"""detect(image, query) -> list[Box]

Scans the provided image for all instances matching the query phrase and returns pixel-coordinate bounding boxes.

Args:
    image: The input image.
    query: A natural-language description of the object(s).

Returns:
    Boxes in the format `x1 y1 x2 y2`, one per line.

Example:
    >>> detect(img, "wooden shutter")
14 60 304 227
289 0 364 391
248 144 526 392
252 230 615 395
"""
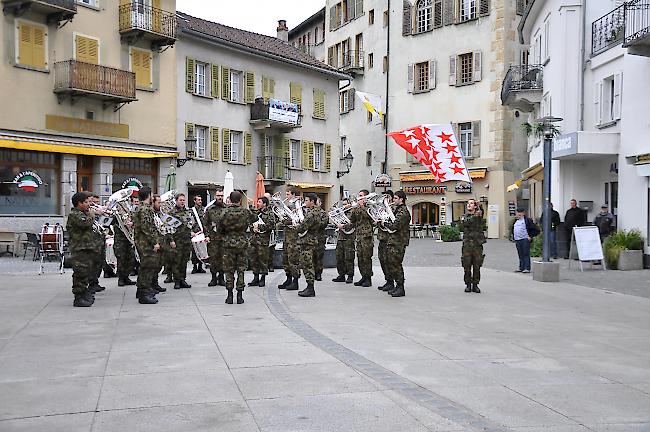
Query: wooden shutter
244 132 252 164
328 46 335 66
301 141 310 169
429 60 437 90
75 35 99 64
262 77 275 102
152 0 162 32
443 0 454 25
245 71 255 103
308 141 314 170
185 57 195 93
473 51 482 82
329 5 337 30
613 73 622 121
132 49 152 88
594 82 602 126
290 82 302 112
471 121 481 158
32 26 46 69
210 64 219 97
402 0 412 36
449 55 457 86
283 138 291 161
210 127 220 161
407 63 414 93
222 129 231 162
184 122 195 143
434 0 443 27
313 89 325 119
221 67 230 100
349 88 355 110
479 0 490 16
18 23 46 69
325 144 332 171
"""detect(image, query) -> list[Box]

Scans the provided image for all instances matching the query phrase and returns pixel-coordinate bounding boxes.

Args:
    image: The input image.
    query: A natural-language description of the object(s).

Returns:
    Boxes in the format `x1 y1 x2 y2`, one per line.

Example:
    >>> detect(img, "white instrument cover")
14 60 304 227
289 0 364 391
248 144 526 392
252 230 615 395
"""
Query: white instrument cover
191 232 209 261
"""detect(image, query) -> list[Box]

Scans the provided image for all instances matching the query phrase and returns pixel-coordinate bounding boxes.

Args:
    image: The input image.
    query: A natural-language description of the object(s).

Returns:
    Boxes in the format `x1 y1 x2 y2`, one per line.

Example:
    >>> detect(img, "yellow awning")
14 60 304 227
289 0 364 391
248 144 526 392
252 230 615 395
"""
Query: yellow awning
400 168 488 182
288 182 334 189
507 162 544 191
0 137 177 159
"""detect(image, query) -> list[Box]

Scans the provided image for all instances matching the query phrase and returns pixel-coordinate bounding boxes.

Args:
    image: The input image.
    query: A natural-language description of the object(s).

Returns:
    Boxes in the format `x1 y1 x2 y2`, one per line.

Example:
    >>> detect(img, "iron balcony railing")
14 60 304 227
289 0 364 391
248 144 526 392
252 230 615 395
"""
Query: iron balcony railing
250 98 302 127
500 64 543 104
54 60 136 101
624 0 650 47
258 156 291 181
340 50 364 70
592 3 626 55
118 2 176 41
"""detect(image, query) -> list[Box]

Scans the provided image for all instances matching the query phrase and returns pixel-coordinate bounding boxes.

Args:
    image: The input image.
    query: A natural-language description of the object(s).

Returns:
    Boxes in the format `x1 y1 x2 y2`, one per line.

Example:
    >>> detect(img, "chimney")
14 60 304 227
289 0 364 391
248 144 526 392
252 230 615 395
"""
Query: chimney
277 20 288 42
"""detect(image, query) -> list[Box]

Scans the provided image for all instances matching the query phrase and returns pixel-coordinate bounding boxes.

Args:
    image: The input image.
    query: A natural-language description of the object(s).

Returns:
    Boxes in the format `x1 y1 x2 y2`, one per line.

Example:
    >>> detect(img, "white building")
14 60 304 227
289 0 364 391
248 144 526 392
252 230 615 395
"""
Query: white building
507 0 650 258
289 8 327 63
175 12 349 208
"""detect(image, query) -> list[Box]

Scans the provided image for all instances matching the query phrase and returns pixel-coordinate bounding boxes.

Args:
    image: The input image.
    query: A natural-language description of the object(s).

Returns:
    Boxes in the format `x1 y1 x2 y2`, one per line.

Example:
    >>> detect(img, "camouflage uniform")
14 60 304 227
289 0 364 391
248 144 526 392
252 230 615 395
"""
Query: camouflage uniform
132 202 162 298
460 212 486 286
203 202 226 276
312 206 330 277
89 219 106 289
66 208 98 297
220 205 254 291
282 220 300 278
335 223 356 278
383 203 411 284
296 206 321 283
376 203 395 282
112 218 135 280
168 205 195 282
191 204 205 267
352 207 375 279
249 207 274 276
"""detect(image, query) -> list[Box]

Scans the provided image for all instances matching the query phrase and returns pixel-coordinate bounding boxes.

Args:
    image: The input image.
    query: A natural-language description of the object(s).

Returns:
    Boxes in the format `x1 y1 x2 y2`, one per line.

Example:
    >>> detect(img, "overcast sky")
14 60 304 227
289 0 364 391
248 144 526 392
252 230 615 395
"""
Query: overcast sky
176 0 325 36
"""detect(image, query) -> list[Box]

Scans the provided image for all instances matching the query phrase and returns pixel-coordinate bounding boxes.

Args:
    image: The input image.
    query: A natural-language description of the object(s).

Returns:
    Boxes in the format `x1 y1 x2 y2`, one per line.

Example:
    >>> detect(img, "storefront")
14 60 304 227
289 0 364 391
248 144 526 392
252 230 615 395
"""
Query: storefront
112 158 159 194
288 182 334 208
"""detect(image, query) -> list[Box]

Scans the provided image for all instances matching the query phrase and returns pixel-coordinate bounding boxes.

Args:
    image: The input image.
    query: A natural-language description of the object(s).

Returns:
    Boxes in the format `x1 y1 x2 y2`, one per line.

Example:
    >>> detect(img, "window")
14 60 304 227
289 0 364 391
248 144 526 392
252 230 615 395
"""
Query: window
533 31 542 64
416 0 433 33
369 9 375 24
458 0 477 22
196 126 207 159
113 158 158 193
368 53 374 68
74 33 99 64
541 92 552 117
290 139 301 168
459 52 473 85
366 151 372 167
230 131 242 163
434 0 443 27
595 73 622 125
340 136 347 157
415 61 430 92
130 48 152 89
195 62 206 96
383 10 389 27
16 21 47 70
77 0 98 7
339 89 354 114
543 17 550 62
458 122 472 157
230 70 243 102
0 150 59 215
262 76 275 102
314 143 324 171
313 88 326 119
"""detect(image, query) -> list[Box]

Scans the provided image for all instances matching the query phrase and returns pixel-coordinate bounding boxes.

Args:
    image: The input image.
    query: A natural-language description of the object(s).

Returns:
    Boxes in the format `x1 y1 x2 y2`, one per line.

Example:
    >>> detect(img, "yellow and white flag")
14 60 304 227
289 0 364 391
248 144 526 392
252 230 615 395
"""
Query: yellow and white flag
355 91 383 124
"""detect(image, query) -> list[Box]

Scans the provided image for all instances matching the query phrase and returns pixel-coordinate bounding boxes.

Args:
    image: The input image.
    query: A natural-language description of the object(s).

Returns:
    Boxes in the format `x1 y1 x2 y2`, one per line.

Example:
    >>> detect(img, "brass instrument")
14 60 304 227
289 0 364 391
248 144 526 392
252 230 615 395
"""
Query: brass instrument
328 200 357 234
366 194 397 234
107 188 139 262
157 191 183 235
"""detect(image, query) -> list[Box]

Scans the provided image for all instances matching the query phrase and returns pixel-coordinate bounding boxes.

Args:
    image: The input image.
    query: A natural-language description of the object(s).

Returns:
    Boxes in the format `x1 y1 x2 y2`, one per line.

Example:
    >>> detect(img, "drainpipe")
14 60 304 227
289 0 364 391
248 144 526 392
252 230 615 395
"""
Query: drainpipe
383 0 391 174
579 0 586 131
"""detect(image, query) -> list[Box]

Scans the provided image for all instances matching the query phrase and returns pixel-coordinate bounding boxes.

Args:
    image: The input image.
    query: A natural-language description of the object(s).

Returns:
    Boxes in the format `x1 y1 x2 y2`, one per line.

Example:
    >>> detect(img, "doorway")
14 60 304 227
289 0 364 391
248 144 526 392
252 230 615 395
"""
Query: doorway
77 156 94 193
412 202 440 225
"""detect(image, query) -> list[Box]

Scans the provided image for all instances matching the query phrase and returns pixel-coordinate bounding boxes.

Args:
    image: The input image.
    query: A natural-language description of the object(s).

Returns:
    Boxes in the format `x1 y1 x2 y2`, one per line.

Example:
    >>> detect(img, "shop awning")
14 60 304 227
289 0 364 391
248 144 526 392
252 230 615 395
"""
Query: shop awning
400 167 488 182
0 135 177 159
507 162 544 192
188 180 223 187
288 182 334 189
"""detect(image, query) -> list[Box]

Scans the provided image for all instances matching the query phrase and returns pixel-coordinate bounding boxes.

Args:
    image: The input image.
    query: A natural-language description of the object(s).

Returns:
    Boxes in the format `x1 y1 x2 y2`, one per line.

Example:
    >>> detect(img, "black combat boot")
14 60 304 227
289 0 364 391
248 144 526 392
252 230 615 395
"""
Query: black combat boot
124 277 136 286
259 275 266 287
379 280 394 292
248 274 260 286
332 275 346 282
298 282 315 297
472 283 481 293
285 277 299 291
139 293 158 304
361 277 372 287
73 294 92 307
179 280 192 289
217 273 226 286
346 275 354 284
208 273 218 287
225 289 234 304
191 263 198 274
174 280 182 290
164 274 173 284
278 275 292 289
390 282 405 297
269 266 274 272
465 284 472 293
315 272 322 281
82 289 95 305
91 284 106 292
236 291 244 304
196 263 206 273
353 277 366 286
153 279 166 293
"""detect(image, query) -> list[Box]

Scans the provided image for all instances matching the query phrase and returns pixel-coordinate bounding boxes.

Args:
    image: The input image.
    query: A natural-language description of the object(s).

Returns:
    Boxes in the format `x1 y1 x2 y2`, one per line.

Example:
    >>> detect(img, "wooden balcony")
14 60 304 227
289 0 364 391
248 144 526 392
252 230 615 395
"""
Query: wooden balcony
501 64 543 112
54 60 137 108
340 50 364 75
2 0 76 25
624 0 650 57
250 98 302 132
119 3 176 50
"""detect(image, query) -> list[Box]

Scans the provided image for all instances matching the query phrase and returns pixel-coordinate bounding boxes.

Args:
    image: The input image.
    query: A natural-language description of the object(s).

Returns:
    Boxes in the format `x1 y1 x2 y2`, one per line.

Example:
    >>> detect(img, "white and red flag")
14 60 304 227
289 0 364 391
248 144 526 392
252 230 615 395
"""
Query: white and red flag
387 124 472 184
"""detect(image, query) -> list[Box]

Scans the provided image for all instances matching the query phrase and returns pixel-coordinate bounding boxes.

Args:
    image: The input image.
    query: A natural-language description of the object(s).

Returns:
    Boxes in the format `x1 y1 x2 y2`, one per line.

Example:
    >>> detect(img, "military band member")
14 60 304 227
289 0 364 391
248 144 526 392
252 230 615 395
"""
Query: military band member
67 192 102 307
381 191 411 297
278 188 300 290
113 196 136 287
377 190 395 292
132 186 161 304
264 192 277 273
313 197 329 282
168 193 195 289
333 198 356 284
248 196 274 287
295 193 320 297
220 191 254 304
190 195 206 274
89 194 107 293
130 195 140 277
352 190 374 287
460 199 485 293
204 189 226 287
151 195 166 294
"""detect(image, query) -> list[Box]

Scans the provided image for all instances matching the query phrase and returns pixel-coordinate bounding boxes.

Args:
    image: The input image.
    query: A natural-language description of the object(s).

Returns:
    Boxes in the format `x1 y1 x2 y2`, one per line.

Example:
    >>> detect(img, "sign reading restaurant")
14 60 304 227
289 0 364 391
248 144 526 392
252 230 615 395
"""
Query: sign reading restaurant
403 186 447 195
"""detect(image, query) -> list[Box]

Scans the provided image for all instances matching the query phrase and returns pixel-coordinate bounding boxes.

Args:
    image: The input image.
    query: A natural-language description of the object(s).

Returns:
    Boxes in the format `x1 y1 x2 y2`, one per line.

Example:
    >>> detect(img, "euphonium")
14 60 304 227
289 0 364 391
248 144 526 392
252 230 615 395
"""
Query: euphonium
366 194 397 233
328 200 357 234
107 188 139 261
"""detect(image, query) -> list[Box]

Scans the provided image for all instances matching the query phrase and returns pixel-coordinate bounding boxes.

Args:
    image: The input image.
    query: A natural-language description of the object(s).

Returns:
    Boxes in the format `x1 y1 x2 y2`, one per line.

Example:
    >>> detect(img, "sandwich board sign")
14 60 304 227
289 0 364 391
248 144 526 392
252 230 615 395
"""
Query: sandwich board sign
569 226 606 271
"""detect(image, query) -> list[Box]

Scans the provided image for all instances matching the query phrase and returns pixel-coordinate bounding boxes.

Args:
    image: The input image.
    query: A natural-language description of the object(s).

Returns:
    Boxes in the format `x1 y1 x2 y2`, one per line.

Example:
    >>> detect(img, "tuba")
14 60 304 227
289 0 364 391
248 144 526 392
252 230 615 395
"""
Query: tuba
366 194 396 233
107 188 139 261
156 191 182 235
328 200 357 234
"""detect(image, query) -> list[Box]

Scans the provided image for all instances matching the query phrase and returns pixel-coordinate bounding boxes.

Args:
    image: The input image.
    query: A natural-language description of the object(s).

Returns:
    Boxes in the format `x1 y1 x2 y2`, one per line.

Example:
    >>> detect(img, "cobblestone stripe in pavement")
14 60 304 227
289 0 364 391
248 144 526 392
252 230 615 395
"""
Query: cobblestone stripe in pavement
263 274 512 432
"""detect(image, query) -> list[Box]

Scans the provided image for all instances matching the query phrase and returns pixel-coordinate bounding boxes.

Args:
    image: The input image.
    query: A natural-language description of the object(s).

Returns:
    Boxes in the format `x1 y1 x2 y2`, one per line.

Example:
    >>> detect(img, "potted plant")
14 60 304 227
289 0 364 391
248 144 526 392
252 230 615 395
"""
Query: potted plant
438 224 461 242
603 229 645 270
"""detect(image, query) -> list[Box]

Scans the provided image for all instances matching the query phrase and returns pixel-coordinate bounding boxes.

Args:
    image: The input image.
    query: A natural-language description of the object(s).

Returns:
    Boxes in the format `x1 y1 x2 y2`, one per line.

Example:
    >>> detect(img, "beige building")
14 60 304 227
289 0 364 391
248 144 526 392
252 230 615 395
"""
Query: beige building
0 0 177 231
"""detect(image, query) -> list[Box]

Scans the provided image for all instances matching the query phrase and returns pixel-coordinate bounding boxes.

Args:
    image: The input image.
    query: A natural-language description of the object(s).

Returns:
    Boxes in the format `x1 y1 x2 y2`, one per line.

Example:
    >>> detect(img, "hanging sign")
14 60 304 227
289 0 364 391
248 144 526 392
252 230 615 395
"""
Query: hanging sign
454 181 472 193
373 173 392 188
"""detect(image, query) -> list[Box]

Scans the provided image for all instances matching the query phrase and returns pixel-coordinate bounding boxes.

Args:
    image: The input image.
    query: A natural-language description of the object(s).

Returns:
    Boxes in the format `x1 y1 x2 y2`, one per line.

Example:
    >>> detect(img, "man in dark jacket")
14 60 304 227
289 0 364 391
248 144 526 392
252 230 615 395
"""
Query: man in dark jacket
563 199 586 258
594 204 615 242
513 207 539 273
539 202 561 259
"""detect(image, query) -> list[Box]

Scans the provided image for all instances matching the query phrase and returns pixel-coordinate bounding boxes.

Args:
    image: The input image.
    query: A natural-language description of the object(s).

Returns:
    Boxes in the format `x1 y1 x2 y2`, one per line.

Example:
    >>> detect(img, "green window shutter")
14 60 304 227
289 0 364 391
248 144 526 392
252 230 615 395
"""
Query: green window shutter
313 89 325 119
186 57 195 93
221 67 230 100
262 76 275 102
244 132 253 164
325 144 332 171
301 140 310 170
184 122 195 139
308 141 314 169
211 64 219 98
210 127 220 161
222 128 231 162
283 137 291 161
290 82 302 113
245 71 255 103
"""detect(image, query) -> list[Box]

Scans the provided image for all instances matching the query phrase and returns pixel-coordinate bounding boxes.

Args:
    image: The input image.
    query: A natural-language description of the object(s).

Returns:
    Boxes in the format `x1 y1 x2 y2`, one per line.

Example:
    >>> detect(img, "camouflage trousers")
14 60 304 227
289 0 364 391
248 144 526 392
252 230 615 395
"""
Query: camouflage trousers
223 245 247 291
378 239 389 281
114 240 135 279
268 245 276 271
461 244 484 285
298 242 316 284
249 241 269 275
207 238 224 275
313 236 326 275
171 241 191 281
137 252 161 296
283 235 300 278
335 239 355 277
385 244 406 284
71 251 94 295
356 236 374 278
90 245 104 287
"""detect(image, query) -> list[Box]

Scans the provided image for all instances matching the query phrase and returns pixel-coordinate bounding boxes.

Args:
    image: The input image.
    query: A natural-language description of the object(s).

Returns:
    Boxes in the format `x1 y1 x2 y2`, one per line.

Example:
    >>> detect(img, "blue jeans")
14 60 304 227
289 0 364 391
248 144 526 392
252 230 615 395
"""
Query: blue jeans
515 239 531 271
550 230 557 258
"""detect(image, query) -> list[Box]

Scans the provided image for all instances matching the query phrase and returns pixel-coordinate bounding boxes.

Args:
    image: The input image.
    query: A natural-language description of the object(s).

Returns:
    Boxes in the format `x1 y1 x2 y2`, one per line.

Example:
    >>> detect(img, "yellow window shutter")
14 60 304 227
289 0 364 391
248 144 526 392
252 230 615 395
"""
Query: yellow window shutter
184 122 196 140
325 144 332 171
186 57 195 93
313 89 325 119
222 128 231 162
32 26 46 69
269 78 275 98
290 82 302 113
210 64 219 98
262 77 269 102
132 49 152 88
221 66 230 100
76 35 99 64
210 127 220 161
301 140 310 170
245 71 255 103
283 137 291 160
244 132 253 164
308 141 314 169
18 23 34 67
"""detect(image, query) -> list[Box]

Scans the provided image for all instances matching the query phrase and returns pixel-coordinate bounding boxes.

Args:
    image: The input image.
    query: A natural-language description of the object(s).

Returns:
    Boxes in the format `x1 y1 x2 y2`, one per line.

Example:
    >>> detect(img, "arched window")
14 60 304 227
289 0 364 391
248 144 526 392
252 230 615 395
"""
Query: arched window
412 202 440 225
416 0 433 33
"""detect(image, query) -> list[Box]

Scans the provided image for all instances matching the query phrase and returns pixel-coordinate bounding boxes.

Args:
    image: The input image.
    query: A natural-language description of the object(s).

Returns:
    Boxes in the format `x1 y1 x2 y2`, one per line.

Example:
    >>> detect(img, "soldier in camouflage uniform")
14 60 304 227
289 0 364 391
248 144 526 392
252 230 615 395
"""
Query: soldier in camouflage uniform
88 194 106 294
150 195 166 294
333 198 356 284
377 190 395 292
295 193 321 297
381 191 411 297
248 196 274 287
459 199 485 293
352 190 375 287
278 188 301 290
112 199 136 287
168 193 195 289
203 189 226 287
264 193 277 273
190 195 206 274
312 197 329 281
67 192 101 307
220 191 254 304
132 186 161 304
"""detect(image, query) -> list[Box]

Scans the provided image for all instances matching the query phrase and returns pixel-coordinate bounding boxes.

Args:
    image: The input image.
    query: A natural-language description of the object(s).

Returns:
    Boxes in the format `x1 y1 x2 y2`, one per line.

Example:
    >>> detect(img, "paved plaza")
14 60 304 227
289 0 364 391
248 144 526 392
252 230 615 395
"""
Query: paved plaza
0 240 649 431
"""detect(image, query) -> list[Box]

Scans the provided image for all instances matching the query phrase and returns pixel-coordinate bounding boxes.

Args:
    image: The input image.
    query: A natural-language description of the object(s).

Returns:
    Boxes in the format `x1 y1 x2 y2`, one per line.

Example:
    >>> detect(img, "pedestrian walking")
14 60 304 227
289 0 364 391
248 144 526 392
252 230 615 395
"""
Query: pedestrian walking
460 199 485 293
594 204 615 242
513 207 539 273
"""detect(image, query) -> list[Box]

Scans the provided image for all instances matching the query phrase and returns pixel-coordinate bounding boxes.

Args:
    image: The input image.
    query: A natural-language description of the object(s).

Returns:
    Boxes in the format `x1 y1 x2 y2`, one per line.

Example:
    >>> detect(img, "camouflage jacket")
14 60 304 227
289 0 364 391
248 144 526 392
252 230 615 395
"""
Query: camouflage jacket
376 203 396 242
133 202 161 254
460 212 486 247
203 203 226 241
385 204 411 248
111 213 130 247
67 208 97 253
250 207 274 245
296 206 321 247
351 206 374 238
220 205 254 248
169 205 198 244
193 204 205 218
314 206 329 239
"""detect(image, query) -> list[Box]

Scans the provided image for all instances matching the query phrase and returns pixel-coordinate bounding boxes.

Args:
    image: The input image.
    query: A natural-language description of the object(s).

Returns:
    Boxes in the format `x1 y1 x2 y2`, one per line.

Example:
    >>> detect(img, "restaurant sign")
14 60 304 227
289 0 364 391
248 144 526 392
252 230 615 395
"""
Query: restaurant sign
373 173 392 188
403 186 447 195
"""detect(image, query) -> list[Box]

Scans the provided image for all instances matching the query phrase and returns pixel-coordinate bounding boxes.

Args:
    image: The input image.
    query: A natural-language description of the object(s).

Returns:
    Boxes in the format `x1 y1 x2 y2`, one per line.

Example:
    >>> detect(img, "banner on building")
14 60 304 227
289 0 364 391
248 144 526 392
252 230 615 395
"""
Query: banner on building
269 99 299 125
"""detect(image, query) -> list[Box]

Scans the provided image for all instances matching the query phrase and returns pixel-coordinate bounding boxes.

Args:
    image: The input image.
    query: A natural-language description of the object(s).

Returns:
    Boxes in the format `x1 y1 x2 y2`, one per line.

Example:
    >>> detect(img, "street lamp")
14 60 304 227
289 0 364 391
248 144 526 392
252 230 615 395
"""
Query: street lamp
177 131 197 168
337 149 354 178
